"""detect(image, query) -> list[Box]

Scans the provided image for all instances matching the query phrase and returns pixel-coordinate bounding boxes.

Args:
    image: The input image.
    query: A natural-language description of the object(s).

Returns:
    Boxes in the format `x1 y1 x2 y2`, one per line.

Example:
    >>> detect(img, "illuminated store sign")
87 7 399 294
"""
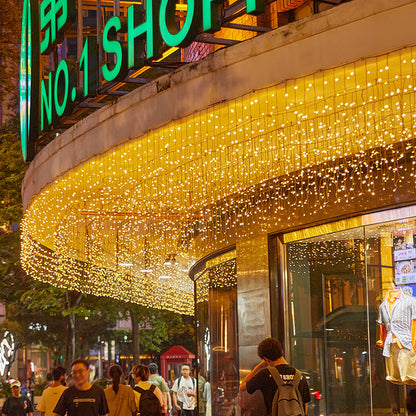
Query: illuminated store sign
20 0 265 161
20 0 40 162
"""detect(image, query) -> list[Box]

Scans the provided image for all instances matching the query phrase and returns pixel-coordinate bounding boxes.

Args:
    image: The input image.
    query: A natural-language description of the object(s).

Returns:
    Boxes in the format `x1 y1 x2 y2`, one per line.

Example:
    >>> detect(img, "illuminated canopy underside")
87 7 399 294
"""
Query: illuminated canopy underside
21 46 416 314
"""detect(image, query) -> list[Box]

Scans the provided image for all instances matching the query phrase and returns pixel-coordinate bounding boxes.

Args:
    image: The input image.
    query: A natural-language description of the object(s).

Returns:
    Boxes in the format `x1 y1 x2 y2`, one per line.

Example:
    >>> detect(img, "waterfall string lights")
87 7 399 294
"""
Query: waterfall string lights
196 259 237 304
21 45 416 314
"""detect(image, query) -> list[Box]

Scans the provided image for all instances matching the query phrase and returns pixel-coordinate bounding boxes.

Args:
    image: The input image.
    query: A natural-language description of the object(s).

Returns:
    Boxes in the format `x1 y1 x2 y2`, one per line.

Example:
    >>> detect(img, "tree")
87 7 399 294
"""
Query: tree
0 132 26 226
0 129 121 367
14 286 124 367
123 304 195 361
0 0 21 113
159 312 195 354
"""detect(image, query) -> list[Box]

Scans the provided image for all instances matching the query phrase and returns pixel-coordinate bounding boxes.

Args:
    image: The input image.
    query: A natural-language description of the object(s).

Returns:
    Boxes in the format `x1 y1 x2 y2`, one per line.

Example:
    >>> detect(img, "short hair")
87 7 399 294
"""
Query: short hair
181 363 191 370
149 363 158 374
407 389 416 414
52 366 67 381
71 359 89 370
257 338 283 361
109 364 123 379
132 364 150 381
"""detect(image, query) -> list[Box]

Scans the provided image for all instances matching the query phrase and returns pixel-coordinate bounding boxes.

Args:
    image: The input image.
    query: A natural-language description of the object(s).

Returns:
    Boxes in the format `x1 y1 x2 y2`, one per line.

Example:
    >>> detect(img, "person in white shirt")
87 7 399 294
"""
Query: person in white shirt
203 377 211 416
36 366 67 416
172 364 196 416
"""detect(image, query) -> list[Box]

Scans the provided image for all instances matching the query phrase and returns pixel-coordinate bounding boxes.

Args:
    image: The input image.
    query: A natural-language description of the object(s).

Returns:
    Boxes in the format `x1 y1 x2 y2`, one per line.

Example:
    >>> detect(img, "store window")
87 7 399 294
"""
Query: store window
282 210 416 416
367 218 416 416
195 254 239 416
286 227 369 416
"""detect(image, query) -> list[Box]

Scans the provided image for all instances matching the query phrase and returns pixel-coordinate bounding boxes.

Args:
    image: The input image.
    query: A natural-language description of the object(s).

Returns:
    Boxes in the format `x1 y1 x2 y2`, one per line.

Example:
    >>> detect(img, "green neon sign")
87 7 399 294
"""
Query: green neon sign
20 0 40 162
127 1 163 68
20 0 266 161
40 74 53 131
102 16 128 82
79 37 98 97
40 0 76 54
159 0 202 47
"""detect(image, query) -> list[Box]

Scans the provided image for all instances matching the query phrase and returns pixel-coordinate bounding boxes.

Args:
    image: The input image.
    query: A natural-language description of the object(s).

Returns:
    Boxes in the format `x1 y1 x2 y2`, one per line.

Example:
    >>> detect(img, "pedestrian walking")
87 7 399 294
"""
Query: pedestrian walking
132 364 164 416
192 365 205 416
2 380 34 416
239 337 310 416
172 364 196 416
53 358 109 416
202 376 211 416
104 364 137 416
148 363 170 414
36 366 67 416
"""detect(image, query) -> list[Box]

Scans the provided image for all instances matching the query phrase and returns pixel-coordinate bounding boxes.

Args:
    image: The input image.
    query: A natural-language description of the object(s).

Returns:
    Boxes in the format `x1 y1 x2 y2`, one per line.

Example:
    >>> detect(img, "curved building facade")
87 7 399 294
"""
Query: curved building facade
22 0 416 414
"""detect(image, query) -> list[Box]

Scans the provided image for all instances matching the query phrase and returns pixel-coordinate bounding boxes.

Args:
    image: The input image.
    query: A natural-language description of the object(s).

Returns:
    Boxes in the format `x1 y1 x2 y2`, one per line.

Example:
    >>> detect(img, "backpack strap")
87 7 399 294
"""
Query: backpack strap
178 376 196 390
135 384 156 394
268 366 284 387
268 367 282 416
292 369 302 389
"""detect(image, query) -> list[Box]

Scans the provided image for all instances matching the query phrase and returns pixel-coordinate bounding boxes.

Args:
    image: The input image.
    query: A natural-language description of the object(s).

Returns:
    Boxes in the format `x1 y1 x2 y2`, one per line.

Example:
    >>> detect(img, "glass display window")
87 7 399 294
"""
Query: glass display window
280 206 416 416
195 253 239 416
285 227 369 416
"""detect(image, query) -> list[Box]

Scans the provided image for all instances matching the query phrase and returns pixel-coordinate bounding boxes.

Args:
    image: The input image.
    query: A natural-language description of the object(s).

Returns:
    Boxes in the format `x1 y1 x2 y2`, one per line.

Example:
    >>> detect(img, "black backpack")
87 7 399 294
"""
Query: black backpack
134 384 162 416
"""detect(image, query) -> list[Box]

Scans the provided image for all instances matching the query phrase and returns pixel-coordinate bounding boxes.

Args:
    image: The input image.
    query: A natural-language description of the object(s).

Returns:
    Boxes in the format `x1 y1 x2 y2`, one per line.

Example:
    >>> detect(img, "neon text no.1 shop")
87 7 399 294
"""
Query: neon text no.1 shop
40 0 265 132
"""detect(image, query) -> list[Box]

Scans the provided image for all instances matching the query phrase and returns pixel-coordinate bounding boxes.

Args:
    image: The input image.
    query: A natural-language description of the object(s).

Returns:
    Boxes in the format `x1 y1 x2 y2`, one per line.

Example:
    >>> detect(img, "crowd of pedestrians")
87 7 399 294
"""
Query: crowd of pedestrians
1 359 200 416
3 337 358 416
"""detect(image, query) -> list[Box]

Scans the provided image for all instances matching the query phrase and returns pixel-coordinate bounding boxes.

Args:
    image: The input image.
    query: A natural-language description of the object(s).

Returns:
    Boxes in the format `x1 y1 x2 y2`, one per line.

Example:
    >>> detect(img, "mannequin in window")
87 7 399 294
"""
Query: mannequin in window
377 285 416 415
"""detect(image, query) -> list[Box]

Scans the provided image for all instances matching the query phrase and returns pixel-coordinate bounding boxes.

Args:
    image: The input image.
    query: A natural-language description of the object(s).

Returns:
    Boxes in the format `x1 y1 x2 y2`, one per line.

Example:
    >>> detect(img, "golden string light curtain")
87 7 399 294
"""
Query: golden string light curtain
21 45 416 314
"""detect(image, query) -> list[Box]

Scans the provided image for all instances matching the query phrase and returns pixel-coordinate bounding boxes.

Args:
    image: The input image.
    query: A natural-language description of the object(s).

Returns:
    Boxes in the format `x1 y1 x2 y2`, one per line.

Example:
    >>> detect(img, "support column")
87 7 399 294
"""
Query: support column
237 235 271 381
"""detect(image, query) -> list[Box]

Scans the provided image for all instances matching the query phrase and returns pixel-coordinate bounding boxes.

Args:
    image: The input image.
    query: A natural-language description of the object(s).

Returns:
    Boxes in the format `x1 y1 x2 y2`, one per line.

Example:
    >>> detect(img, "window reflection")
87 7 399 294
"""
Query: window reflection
195 258 239 416
286 228 371 416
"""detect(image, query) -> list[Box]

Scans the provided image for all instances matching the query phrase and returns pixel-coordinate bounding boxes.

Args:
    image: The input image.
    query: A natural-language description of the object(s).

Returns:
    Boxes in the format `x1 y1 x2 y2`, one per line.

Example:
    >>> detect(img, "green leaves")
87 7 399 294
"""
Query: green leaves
0 0 21 105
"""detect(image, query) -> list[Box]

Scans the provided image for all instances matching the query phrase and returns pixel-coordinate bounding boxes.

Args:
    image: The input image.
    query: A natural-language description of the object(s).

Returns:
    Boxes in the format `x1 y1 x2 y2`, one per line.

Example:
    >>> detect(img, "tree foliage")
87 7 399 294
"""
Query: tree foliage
0 0 21 108
120 304 195 359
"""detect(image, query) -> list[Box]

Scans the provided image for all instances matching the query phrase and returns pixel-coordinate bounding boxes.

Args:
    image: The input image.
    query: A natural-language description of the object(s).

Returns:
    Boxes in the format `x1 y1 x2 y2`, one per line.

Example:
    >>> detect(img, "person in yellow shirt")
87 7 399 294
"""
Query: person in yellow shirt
104 365 137 416
132 365 164 416
36 367 67 416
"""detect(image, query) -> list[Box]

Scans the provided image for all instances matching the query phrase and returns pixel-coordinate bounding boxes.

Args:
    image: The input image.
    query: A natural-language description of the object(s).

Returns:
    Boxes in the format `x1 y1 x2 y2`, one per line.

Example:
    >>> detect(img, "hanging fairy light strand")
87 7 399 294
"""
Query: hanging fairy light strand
21 45 416 314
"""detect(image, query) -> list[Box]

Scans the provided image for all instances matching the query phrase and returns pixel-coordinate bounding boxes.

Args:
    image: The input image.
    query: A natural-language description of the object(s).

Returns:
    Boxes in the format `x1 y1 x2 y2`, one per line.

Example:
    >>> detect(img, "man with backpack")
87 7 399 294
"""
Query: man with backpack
239 338 310 416
172 364 197 415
